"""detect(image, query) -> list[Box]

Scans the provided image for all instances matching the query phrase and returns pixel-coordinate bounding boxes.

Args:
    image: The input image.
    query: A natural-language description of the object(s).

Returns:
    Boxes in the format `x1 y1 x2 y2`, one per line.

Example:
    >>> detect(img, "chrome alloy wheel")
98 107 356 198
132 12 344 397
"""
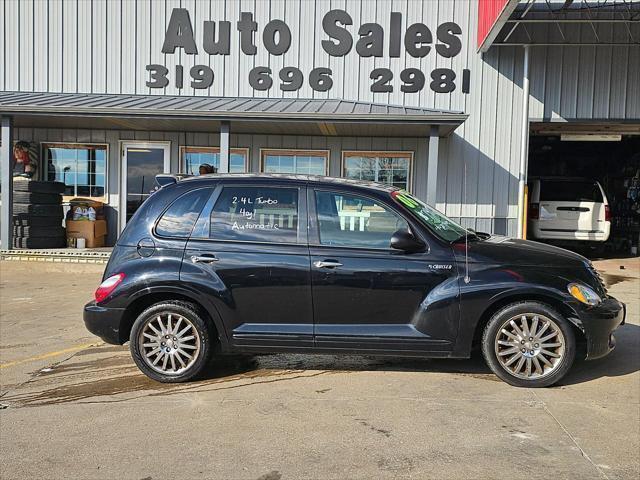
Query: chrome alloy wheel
138 314 201 375
494 313 565 380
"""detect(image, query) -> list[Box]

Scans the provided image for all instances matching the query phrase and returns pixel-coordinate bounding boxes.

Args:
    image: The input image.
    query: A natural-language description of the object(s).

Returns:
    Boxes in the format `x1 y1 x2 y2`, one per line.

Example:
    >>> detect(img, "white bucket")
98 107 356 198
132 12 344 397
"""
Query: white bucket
76 238 86 249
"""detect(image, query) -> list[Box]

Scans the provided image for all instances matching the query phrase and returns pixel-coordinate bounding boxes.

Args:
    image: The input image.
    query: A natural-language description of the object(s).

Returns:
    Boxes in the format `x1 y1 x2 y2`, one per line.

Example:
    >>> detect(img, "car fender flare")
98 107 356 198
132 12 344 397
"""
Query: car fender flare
452 282 583 358
127 285 230 347
484 285 583 330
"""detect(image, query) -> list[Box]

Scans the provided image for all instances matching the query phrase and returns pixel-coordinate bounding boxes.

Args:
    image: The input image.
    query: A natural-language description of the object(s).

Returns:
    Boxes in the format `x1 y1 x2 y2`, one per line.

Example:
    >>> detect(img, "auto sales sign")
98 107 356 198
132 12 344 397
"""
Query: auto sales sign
147 8 471 95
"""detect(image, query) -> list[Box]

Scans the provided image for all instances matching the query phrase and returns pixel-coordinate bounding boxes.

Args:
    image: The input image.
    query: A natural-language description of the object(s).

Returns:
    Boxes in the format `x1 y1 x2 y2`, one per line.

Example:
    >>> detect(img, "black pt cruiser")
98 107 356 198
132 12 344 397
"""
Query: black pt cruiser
84 175 625 387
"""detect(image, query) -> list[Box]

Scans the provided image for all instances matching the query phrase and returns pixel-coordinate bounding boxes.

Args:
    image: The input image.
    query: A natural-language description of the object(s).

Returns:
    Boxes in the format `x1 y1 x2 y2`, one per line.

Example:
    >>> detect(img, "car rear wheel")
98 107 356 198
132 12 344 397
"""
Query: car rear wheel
482 302 576 387
130 301 211 383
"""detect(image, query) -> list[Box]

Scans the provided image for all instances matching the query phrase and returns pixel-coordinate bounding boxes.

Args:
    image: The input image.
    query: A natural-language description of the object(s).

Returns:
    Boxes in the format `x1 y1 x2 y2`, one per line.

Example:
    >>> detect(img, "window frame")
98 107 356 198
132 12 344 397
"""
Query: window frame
341 150 414 192
41 142 109 202
192 183 308 246
260 148 329 176
179 146 249 174
307 187 427 253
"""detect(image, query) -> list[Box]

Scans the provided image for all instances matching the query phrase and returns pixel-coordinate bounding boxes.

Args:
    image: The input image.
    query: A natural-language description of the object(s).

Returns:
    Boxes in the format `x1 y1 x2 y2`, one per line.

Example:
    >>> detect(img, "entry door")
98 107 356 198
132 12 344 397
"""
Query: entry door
309 188 459 353
120 142 170 231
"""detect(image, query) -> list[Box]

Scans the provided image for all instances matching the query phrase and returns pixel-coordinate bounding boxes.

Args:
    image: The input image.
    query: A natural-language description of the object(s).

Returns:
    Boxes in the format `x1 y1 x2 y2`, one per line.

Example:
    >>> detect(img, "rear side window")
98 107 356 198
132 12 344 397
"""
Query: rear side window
540 181 603 202
155 188 212 238
210 186 299 243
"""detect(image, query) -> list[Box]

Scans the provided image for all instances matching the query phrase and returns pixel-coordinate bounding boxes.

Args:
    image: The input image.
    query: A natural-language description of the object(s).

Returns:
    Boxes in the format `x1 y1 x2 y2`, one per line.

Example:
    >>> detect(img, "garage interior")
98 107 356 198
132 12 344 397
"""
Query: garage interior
527 122 640 257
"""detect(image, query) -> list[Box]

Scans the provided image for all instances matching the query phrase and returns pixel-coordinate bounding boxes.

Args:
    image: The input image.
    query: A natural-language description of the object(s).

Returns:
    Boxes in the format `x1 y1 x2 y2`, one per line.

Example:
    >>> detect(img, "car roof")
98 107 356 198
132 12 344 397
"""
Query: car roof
180 173 400 194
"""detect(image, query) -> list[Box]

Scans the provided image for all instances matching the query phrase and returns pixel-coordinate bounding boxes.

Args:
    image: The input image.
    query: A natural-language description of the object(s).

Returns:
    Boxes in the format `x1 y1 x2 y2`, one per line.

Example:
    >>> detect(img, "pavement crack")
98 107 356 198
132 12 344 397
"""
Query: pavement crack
531 390 610 480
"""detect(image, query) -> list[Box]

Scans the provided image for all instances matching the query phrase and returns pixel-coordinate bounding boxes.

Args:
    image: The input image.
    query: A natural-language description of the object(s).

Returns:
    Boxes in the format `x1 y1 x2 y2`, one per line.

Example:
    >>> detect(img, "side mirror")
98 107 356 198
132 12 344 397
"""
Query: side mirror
390 228 426 253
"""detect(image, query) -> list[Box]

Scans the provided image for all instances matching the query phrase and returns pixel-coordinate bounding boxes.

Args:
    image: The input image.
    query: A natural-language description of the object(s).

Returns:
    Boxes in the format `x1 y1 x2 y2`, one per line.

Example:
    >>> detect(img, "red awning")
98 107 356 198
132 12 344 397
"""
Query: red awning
478 0 520 52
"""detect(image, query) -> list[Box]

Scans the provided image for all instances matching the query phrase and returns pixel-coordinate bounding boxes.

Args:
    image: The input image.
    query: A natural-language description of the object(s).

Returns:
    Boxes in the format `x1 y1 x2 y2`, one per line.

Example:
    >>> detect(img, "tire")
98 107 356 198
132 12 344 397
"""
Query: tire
12 191 62 205
482 301 576 388
130 301 212 383
12 203 63 217
13 214 62 227
13 225 65 238
13 236 67 249
13 179 66 194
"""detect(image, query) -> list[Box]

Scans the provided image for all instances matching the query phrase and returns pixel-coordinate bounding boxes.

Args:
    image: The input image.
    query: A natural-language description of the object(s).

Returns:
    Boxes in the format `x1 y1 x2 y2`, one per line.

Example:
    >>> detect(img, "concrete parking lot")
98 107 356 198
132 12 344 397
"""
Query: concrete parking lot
1 258 638 480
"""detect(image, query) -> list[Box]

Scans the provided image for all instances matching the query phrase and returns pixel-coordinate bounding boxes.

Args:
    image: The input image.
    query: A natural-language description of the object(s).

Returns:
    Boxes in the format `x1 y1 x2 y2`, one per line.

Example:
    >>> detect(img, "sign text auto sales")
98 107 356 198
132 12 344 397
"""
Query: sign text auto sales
147 8 470 94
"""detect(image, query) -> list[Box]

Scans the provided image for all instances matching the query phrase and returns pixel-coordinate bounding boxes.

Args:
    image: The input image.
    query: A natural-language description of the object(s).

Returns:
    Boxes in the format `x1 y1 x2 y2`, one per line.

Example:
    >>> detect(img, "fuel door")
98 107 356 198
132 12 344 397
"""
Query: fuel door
136 237 156 257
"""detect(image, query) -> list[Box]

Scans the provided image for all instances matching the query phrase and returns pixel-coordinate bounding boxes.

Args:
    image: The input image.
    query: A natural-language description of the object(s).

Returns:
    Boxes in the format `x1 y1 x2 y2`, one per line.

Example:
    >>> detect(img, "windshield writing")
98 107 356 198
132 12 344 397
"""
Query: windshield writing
391 190 468 242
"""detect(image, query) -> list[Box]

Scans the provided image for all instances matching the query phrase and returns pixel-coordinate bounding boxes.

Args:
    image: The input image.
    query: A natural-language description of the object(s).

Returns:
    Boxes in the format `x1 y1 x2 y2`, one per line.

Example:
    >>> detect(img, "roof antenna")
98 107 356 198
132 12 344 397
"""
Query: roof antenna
463 160 471 284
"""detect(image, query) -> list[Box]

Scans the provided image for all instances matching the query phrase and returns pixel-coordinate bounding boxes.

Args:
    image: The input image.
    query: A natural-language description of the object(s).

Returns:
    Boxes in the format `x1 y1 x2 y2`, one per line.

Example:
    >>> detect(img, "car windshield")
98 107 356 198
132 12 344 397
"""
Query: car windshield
391 190 469 243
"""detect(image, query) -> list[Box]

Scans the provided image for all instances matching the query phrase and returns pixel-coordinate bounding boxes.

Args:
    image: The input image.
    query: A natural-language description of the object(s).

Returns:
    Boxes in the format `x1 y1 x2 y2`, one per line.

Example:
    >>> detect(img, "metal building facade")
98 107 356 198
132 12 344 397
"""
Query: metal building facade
1 0 639 240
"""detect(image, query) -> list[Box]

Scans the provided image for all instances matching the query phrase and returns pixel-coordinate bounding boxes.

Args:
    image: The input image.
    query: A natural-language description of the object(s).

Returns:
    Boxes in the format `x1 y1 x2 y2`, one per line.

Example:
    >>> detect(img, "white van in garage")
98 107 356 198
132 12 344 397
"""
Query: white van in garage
528 177 611 243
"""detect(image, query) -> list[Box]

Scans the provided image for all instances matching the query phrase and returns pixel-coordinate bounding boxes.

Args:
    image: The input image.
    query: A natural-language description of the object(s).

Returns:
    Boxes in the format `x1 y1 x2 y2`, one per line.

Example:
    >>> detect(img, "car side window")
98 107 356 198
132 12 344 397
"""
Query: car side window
315 190 409 249
210 186 299 243
155 188 212 238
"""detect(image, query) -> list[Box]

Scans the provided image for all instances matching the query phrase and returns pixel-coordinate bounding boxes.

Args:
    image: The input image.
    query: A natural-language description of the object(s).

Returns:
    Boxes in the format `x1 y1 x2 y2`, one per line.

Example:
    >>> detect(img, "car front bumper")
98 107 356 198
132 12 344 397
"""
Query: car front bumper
84 302 127 345
570 296 626 360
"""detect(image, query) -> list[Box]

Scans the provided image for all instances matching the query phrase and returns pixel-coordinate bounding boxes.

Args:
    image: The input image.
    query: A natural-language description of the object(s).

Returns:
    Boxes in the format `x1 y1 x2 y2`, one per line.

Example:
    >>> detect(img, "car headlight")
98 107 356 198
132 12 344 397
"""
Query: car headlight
568 282 601 306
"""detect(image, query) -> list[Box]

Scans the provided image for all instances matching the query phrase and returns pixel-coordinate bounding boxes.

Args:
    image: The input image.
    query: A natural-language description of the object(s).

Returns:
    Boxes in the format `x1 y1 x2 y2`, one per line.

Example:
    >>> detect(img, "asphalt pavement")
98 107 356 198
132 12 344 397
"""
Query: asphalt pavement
0 257 638 480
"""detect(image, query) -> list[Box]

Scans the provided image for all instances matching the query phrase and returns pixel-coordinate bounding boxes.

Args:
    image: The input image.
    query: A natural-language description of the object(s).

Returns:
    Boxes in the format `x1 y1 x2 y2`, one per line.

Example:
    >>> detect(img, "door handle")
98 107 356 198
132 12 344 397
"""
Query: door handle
314 260 343 269
191 254 219 264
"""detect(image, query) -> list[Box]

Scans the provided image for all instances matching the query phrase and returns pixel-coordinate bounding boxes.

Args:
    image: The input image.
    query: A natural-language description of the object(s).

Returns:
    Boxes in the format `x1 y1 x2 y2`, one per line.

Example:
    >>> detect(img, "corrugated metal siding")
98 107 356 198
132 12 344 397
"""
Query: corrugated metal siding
2 0 638 237
0 1 4 93
0 0 537 104
527 42 640 121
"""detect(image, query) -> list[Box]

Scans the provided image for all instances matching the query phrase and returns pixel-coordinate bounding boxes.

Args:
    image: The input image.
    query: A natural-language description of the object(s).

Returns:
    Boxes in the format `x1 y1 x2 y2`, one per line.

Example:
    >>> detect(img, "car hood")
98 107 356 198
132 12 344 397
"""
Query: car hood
458 236 588 267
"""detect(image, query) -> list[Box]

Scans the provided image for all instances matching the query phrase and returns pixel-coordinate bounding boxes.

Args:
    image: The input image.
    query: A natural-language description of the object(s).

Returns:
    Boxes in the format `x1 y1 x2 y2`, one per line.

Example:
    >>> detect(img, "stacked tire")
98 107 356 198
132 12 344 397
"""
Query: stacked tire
12 180 66 249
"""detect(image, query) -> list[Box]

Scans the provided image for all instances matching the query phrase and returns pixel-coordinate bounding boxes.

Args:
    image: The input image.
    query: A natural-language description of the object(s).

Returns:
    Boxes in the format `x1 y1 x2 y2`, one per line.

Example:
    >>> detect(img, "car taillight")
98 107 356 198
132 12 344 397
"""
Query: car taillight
94 273 125 303
529 202 539 220
604 205 611 222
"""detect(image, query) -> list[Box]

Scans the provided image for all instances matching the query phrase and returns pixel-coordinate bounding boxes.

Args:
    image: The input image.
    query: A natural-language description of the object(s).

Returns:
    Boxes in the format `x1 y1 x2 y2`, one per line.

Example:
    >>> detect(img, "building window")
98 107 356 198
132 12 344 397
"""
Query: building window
181 147 247 175
342 151 413 191
43 143 107 199
261 149 328 175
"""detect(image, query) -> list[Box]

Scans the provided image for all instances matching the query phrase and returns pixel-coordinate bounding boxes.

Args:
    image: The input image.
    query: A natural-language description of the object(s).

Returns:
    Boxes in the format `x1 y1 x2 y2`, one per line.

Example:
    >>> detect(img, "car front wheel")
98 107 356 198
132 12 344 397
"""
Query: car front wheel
482 302 576 387
130 301 211 383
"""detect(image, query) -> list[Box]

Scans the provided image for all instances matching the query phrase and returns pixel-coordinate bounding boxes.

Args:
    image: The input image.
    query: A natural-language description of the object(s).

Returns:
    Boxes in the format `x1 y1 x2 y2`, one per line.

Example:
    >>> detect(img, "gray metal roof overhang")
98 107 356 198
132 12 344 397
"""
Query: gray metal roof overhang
0 92 468 138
